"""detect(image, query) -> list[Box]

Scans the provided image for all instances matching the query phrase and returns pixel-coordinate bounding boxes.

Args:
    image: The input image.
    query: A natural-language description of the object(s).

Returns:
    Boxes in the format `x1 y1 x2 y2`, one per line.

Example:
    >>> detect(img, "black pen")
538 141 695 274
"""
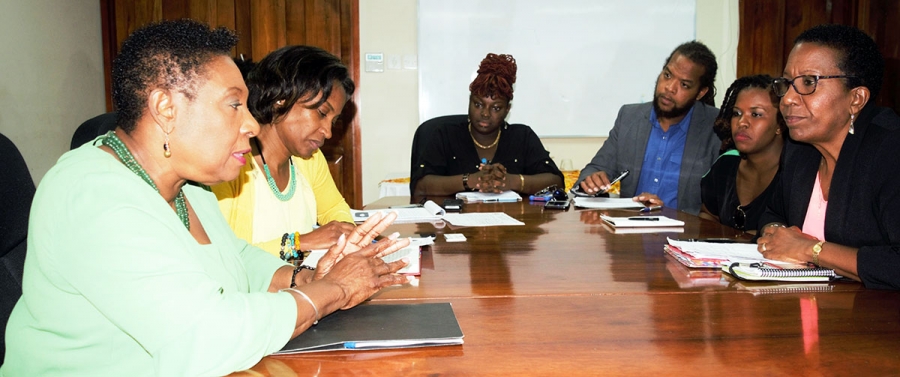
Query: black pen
627 217 659 221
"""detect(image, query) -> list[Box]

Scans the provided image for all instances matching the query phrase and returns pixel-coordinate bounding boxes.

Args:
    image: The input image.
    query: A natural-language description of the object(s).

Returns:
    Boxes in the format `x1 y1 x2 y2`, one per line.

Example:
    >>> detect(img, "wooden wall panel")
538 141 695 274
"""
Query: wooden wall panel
284 1 307 45
738 0 900 113
99 0 364 208
249 0 287 60
737 0 785 77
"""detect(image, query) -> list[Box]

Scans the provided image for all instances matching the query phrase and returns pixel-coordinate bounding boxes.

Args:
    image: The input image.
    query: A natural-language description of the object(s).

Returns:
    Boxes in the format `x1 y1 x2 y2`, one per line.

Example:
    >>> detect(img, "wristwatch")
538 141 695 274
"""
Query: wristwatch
462 173 473 191
812 241 825 265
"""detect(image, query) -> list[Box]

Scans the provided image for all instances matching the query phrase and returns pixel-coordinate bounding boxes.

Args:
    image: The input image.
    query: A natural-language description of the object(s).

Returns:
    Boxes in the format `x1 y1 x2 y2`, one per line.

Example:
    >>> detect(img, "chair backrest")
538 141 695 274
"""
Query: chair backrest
0 133 35 364
71 112 118 149
409 114 468 194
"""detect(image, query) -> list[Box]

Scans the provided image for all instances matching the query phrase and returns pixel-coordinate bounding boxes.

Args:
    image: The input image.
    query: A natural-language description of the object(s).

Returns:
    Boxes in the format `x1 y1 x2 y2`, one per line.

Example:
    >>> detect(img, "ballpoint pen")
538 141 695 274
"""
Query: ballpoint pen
640 205 662 213
601 170 630 193
627 217 659 221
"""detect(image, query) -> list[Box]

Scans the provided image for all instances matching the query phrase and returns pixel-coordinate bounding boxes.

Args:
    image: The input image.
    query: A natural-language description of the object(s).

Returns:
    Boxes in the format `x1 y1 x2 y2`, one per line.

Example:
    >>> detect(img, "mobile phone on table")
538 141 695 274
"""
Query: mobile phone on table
442 199 464 211
544 199 570 210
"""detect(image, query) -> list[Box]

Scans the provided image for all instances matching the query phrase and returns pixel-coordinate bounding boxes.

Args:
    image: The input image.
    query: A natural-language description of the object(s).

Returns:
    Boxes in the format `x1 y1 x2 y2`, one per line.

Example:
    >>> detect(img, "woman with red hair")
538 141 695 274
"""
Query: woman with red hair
411 53 564 196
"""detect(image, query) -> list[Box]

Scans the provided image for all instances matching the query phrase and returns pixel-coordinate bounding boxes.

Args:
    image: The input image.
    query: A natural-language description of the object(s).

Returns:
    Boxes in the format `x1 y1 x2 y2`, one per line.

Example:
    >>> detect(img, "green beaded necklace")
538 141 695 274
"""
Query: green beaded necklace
254 138 296 201
101 131 190 230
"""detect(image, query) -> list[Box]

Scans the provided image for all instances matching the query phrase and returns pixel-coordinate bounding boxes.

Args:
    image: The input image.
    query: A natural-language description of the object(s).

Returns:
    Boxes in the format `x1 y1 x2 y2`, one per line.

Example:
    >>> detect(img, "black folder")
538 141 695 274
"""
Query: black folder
274 302 464 354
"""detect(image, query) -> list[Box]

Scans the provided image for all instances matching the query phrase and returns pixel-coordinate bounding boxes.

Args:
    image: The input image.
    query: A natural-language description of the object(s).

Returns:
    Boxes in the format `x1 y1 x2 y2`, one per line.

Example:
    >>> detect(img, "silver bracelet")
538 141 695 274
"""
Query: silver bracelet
279 288 319 325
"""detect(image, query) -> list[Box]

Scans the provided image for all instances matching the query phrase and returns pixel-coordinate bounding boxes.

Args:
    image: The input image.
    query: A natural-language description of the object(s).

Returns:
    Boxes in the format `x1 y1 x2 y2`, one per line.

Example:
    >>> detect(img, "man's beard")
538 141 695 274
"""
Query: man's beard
652 93 694 119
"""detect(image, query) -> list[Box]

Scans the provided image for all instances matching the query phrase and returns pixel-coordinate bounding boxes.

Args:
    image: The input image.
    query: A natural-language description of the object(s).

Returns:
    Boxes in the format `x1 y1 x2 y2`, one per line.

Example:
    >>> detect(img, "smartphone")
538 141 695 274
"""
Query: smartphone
442 198 464 212
544 199 570 210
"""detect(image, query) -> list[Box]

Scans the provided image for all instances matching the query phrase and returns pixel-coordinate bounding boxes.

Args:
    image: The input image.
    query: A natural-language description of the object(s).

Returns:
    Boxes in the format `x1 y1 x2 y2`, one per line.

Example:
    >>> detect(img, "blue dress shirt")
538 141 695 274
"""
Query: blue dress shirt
634 107 694 209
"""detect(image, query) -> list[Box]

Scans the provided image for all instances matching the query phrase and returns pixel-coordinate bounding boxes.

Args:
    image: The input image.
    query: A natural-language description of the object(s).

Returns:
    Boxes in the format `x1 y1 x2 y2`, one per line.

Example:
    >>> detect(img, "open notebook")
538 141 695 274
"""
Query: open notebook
275 303 464 354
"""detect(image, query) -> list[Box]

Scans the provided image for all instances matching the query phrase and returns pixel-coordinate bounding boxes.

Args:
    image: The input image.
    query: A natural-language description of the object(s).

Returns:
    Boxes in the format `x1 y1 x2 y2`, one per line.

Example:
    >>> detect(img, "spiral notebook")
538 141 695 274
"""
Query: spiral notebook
722 262 837 282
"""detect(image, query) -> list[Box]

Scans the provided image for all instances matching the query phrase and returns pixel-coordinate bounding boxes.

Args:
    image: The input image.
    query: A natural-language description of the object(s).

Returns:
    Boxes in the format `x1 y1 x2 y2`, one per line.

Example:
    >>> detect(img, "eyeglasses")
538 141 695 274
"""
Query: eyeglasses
733 205 746 231
534 185 568 201
772 75 856 97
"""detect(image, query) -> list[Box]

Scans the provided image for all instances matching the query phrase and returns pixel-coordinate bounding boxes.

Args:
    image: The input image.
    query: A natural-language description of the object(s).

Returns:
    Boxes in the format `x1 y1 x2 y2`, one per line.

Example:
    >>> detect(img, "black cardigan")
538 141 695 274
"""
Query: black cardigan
759 105 900 289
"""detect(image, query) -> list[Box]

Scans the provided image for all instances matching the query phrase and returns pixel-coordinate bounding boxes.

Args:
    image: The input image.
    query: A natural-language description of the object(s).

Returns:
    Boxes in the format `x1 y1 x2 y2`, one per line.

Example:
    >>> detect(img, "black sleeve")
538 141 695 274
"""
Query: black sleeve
520 126 564 182
700 159 723 217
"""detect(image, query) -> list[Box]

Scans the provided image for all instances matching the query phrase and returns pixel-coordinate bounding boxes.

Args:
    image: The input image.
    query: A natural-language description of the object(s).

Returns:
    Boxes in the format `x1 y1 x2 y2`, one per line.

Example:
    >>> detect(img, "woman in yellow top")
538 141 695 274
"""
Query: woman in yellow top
213 46 356 256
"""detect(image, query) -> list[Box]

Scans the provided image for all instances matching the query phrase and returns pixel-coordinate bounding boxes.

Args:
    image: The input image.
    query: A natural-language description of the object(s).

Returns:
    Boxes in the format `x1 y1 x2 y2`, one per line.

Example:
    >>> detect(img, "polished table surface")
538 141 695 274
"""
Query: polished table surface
232 197 900 376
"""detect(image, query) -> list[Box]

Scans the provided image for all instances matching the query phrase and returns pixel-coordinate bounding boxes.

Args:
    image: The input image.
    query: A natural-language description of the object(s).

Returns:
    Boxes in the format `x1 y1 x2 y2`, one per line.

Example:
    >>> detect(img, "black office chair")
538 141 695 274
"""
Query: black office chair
71 112 118 150
409 114 468 194
0 133 35 364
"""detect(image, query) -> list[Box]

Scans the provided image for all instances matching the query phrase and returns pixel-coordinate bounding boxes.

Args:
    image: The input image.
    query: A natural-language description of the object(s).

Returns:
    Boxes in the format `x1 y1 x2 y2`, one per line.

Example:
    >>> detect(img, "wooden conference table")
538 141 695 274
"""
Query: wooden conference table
232 197 900 376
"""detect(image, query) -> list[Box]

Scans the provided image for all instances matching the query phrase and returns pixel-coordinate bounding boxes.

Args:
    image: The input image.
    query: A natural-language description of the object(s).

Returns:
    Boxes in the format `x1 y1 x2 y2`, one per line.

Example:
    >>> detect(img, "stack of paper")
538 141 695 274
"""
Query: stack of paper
351 200 445 223
303 242 423 275
573 197 644 209
455 190 522 203
600 215 684 227
665 238 804 269
442 212 524 227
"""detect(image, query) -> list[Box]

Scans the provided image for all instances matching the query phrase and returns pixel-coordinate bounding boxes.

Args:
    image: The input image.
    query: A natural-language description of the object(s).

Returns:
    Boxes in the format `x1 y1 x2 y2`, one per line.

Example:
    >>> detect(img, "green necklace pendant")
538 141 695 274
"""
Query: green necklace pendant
254 138 296 202
101 131 191 230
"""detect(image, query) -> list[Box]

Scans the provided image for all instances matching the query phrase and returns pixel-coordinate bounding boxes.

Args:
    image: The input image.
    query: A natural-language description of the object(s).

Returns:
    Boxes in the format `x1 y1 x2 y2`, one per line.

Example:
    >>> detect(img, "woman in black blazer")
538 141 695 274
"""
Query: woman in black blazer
757 24 900 289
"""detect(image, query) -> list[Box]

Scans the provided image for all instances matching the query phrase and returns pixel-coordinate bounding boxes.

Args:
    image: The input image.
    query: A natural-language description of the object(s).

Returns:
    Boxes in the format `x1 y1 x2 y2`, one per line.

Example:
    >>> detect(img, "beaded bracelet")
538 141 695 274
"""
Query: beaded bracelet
290 265 316 288
279 231 304 262
279 288 319 325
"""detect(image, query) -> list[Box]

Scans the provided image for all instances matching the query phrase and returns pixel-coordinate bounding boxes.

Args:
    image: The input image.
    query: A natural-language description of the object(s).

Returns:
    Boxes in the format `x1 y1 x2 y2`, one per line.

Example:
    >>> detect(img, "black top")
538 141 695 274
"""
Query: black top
759 105 900 290
410 117 563 194
0 132 34 364
701 151 780 231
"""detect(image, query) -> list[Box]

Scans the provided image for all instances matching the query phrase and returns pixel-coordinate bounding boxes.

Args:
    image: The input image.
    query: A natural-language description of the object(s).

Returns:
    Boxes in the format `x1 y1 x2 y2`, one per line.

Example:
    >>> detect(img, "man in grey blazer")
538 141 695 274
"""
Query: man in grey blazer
577 41 721 215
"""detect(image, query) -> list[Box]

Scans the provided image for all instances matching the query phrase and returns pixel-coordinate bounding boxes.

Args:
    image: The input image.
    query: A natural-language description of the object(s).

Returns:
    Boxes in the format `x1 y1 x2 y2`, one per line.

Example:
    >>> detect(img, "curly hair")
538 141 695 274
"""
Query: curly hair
713 74 786 151
665 41 718 107
244 45 355 126
794 24 884 100
112 19 238 133
469 53 517 101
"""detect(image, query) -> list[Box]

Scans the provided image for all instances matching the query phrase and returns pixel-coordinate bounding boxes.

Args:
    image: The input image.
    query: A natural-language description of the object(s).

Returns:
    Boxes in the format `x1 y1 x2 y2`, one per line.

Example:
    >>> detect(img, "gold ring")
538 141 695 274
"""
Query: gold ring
761 243 767 252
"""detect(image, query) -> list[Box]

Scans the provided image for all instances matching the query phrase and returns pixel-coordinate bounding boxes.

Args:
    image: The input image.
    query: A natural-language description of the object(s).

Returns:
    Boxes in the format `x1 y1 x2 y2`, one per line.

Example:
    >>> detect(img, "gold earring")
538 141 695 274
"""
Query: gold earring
163 130 172 158
849 113 855 135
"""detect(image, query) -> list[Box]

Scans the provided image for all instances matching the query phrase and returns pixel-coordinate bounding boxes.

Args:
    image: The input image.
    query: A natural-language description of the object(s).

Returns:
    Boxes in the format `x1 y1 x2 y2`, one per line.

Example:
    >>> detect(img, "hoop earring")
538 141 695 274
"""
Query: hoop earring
849 113 855 135
163 130 172 158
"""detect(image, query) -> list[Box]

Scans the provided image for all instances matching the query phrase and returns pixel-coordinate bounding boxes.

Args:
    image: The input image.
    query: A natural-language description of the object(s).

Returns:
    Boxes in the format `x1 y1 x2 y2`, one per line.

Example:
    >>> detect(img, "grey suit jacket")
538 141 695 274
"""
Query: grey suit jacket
577 101 720 215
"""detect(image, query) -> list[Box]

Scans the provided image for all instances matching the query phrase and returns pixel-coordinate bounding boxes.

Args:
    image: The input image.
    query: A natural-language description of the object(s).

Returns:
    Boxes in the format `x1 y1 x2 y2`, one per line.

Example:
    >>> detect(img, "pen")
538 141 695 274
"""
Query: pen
640 205 662 212
627 217 659 221
601 170 630 193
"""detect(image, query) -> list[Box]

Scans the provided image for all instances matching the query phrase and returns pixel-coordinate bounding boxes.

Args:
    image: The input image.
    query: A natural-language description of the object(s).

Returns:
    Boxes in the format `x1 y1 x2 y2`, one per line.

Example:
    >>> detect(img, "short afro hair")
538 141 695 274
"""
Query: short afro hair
794 24 884 100
244 45 354 126
112 19 238 133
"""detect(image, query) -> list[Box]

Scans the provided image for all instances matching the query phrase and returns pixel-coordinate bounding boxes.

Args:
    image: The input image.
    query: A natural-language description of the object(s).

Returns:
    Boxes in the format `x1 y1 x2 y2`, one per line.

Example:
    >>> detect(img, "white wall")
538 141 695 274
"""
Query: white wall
0 0 735 206
359 0 738 205
0 0 106 184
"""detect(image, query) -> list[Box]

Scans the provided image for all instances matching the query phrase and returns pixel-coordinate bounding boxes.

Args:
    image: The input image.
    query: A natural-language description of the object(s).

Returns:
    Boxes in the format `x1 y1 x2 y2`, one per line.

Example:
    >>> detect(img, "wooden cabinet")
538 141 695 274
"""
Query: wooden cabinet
738 0 900 112
100 0 363 208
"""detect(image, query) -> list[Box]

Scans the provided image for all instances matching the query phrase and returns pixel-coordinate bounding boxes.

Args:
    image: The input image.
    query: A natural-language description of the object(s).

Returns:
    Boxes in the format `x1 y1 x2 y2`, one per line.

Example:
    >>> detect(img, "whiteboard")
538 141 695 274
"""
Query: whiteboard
418 0 696 137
